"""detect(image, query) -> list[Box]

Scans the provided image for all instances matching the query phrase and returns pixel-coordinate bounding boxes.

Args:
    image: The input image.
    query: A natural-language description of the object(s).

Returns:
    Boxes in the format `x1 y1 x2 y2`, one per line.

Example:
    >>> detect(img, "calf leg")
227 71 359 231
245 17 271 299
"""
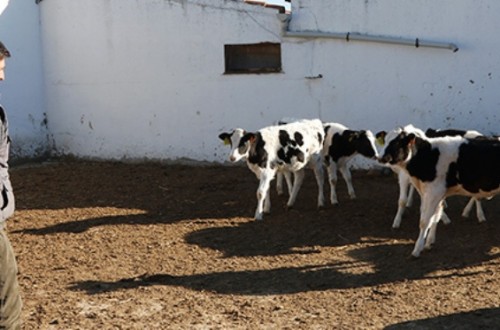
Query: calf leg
425 202 445 250
406 185 415 207
461 197 486 223
286 169 305 208
461 197 474 218
438 199 451 224
275 171 293 196
412 191 444 258
392 171 412 229
327 162 339 205
310 156 325 208
254 170 275 220
338 160 356 199
440 211 452 225
263 188 271 214
284 171 293 196
475 199 486 223
276 172 284 196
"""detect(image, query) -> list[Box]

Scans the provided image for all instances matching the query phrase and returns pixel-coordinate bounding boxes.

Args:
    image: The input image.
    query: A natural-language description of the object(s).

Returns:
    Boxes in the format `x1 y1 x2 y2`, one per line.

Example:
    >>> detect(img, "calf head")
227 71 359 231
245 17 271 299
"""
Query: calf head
348 130 379 159
378 128 417 165
218 128 256 162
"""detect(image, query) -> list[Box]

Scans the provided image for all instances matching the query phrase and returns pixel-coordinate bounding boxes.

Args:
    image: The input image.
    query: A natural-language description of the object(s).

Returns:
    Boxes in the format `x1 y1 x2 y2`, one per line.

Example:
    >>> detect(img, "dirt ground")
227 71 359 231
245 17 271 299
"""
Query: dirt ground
6 160 500 329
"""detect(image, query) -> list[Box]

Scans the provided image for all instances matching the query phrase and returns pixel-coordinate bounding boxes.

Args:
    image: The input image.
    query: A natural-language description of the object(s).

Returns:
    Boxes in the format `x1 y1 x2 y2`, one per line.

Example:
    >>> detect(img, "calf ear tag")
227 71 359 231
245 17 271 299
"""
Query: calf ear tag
223 138 231 145
376 136 385 146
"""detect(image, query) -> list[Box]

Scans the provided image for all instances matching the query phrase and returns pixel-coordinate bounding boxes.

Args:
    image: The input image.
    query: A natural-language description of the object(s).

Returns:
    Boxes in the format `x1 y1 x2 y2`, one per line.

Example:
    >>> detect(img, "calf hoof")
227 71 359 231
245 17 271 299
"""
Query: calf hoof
254 213 264 221
411 250 422 258
408 254 420 260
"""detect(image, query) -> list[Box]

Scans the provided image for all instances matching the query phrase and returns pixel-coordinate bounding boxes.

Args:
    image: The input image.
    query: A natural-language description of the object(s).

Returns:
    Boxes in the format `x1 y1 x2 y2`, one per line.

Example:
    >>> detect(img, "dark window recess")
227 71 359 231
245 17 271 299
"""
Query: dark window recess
224 43 282 74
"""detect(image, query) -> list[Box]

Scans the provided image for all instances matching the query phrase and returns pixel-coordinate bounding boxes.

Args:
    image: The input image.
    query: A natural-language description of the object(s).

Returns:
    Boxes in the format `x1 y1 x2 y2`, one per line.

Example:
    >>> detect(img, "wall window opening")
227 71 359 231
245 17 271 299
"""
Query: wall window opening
224 42 282 74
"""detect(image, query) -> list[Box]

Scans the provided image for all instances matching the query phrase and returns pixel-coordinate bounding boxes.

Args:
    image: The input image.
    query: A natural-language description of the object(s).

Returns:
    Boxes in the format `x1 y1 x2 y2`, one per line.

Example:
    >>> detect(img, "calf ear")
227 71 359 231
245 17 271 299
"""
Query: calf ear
244 132 256 144
375 131 386 146
218 133 231 145
406 133 417 147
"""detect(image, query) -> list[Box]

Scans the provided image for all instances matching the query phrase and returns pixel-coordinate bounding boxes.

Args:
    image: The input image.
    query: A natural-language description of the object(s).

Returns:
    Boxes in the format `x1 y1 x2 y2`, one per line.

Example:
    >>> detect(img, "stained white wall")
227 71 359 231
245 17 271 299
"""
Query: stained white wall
40 0 291 162
0 1 47 160
31 0 500 163
287 0 500 136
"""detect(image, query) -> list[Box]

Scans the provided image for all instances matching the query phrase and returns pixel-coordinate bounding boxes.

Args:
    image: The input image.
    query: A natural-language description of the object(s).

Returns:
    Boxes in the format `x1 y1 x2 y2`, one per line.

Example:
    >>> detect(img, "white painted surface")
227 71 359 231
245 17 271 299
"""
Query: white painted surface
287 0 500 137
0 1 47 160
8 0 500 164
0 0 8 15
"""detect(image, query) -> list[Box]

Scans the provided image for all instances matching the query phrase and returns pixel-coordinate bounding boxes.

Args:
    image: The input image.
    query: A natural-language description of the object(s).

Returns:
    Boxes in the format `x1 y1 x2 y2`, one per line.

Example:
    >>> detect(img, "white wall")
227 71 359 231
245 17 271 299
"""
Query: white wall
0 1 47 160
288 0 500 136
40 0 291 162
35 0 500 164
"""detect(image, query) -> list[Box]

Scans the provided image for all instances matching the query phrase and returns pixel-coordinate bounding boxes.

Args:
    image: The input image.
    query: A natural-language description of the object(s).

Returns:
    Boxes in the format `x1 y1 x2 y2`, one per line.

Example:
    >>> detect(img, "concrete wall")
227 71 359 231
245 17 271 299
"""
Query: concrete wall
287 0 500 136
39 0 290 162
0 1 47 160
16 0 500 163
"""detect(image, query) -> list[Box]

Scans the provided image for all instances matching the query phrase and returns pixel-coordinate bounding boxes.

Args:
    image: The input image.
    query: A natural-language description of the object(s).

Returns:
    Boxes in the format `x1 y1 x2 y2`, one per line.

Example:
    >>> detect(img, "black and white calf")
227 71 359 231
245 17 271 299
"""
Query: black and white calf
379 125 500 257
424 128 482 139
424 128 486 222
322 123 378 205
376 129 420 228
219 119 325 220
274 117 302 197
376 127 486 228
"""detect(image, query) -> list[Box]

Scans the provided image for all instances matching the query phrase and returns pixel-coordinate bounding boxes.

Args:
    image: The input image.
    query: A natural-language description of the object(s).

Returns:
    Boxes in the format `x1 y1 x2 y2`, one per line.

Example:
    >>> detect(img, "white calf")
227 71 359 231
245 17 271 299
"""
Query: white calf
220 119 325 220
376 126 486 228
322 123 378 205
379 125 500 257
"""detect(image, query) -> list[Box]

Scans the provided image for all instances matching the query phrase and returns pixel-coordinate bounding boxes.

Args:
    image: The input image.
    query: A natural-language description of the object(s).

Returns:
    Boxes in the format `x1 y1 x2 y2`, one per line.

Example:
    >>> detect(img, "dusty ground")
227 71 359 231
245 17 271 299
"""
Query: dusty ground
6 160 500 329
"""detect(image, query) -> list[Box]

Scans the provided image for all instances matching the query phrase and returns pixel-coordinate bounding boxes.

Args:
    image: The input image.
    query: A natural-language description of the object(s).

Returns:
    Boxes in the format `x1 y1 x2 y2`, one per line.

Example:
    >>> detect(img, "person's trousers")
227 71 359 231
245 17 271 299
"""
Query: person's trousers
0 229 21 330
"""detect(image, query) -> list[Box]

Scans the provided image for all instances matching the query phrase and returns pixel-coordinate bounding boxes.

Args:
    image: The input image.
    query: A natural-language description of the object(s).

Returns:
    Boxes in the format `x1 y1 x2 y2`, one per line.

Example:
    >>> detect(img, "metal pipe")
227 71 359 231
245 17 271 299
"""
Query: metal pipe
277 14 459 52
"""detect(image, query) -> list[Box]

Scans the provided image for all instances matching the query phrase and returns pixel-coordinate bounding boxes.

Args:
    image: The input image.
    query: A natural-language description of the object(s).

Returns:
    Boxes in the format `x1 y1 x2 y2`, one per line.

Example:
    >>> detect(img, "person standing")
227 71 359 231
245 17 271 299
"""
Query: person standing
0 40 22 330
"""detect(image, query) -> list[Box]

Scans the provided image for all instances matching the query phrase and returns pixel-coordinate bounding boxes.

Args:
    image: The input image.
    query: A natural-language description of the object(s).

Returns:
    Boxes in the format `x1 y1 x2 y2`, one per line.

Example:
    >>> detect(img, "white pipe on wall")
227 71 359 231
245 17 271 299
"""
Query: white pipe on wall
278 13 459 52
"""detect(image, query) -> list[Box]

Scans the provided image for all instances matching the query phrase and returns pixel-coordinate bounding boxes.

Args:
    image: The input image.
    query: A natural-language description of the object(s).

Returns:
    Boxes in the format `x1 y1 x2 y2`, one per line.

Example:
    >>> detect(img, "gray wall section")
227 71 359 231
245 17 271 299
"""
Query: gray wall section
0 1 48 161
2 1 500 165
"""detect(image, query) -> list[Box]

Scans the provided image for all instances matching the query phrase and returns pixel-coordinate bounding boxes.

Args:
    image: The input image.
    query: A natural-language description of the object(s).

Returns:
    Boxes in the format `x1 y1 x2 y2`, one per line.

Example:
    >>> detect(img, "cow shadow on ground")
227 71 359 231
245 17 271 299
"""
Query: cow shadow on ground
13 162 399 236
384 307 500 329
15 161 500 297
183 191 499 259
12 162 262 234
70 239 499 295
69 212 499 296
